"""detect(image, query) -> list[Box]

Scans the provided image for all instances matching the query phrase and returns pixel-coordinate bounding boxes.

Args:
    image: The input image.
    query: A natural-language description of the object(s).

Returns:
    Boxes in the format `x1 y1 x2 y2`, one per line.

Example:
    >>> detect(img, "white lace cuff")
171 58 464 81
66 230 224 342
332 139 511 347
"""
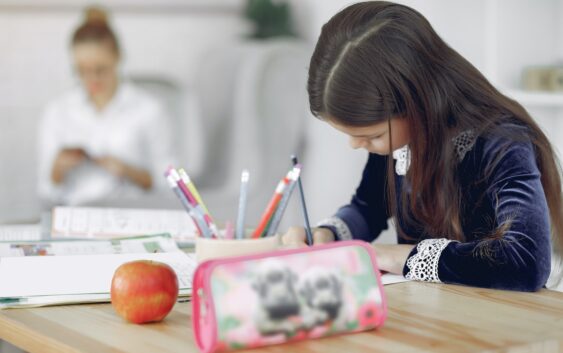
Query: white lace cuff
316 217 353 241
405 238 453 283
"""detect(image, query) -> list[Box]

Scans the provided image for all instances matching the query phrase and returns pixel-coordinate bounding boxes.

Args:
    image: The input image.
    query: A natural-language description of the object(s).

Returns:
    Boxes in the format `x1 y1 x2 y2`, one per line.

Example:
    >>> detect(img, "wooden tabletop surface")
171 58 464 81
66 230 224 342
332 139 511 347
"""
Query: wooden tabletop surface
1 281 562 353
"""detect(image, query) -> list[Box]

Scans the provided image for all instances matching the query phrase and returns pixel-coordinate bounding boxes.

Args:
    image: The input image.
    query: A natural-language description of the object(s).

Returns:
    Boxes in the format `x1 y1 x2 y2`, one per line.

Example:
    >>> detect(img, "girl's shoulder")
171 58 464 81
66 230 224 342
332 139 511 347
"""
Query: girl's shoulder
462 120 538 179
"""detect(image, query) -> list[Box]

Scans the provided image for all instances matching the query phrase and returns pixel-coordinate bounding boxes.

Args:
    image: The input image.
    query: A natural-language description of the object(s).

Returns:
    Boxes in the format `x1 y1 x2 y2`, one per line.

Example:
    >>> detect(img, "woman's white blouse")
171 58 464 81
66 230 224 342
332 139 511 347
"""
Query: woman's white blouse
37 82 176 205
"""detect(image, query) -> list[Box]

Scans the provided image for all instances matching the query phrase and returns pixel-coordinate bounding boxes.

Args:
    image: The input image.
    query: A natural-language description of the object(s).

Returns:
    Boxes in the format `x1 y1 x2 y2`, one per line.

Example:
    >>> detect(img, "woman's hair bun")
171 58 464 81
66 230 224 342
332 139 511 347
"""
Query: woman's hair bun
84 6 108 26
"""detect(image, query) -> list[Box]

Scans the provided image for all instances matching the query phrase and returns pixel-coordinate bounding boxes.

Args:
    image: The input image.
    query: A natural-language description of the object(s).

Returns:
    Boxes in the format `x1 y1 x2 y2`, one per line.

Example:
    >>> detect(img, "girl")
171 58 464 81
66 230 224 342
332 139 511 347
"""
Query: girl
283 1 563 292
38 7 175 206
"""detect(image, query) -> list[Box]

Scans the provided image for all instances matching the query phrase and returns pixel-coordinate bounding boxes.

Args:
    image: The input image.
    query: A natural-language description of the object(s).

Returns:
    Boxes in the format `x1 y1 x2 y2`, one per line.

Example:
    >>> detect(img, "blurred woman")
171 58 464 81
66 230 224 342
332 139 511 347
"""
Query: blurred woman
38 7 175 206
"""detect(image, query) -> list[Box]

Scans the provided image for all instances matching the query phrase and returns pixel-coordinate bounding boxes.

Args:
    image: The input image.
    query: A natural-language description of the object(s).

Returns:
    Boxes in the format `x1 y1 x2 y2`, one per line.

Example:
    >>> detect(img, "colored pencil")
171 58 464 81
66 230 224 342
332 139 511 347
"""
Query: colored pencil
252 174 290 239
265 165 301 237
235 169 250 239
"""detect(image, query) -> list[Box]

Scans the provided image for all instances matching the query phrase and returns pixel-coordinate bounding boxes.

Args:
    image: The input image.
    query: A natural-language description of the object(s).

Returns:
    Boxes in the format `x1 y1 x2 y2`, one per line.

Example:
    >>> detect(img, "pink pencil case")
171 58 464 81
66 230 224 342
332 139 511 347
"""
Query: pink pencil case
192 241 387 352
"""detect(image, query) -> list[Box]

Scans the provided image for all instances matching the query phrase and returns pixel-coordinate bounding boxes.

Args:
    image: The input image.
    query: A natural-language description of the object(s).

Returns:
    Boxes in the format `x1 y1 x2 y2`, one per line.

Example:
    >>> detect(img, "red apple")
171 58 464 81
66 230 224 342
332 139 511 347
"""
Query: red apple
111 260 179 324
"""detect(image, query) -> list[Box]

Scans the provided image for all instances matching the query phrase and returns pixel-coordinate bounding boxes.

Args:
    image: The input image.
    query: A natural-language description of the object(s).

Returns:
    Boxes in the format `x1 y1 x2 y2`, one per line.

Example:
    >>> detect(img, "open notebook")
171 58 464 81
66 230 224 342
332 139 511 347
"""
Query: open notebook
51 206 198 246
0 251 197 309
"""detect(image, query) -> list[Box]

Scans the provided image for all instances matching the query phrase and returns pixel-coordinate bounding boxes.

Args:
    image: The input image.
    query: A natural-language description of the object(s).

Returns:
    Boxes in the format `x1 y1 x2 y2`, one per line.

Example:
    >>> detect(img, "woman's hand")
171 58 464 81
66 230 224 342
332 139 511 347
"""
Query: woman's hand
51 148 89 184
372 243 415 275
281 226 336 247
94 156 127 177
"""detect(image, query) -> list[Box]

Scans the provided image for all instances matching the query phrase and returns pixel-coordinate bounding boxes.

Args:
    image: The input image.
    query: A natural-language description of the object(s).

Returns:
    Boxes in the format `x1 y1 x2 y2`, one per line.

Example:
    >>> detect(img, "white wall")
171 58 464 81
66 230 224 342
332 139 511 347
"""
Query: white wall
1 0 561 230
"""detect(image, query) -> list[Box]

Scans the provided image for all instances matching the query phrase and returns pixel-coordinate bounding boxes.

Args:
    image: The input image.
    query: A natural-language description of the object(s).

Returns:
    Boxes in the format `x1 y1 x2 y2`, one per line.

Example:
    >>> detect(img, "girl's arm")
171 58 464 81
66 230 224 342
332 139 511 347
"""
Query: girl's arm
403 139 551 291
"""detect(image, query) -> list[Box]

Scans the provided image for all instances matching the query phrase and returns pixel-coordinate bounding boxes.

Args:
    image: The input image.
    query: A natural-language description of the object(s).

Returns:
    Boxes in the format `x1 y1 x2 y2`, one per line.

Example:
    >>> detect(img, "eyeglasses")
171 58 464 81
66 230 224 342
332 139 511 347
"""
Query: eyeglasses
75 65 115 80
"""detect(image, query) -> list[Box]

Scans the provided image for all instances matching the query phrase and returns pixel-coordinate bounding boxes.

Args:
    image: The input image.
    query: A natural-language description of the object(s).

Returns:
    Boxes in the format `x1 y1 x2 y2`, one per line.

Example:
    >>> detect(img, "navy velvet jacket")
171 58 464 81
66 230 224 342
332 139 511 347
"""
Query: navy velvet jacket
322 129 551 291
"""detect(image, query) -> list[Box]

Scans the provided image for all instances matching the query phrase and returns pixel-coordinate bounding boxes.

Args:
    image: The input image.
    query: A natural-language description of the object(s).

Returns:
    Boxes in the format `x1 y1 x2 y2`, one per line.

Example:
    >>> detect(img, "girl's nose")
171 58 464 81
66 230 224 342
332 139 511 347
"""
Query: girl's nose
349 136 366 150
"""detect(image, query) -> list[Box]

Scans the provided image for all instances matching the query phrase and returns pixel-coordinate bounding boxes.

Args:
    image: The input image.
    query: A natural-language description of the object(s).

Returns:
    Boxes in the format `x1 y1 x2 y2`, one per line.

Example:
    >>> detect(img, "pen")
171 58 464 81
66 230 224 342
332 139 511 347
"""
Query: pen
235 169 250 239
291 155 313 245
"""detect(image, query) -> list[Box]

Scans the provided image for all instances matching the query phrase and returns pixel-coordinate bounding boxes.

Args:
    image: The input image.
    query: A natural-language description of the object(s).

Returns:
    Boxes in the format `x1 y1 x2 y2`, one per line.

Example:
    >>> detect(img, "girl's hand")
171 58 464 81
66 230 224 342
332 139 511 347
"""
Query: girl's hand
372 243 415 275
281 226 335 247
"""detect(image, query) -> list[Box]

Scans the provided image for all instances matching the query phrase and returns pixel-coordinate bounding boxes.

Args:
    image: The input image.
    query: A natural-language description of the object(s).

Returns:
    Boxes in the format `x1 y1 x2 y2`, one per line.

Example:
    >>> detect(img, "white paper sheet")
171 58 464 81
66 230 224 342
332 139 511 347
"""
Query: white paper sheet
381 273 411 285
0 252 196 298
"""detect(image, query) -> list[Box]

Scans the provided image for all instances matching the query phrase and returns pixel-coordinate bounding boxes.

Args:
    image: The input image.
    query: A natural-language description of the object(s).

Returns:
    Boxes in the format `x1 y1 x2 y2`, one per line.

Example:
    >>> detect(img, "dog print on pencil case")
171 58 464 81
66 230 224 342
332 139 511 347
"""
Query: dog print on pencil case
209 246 384 349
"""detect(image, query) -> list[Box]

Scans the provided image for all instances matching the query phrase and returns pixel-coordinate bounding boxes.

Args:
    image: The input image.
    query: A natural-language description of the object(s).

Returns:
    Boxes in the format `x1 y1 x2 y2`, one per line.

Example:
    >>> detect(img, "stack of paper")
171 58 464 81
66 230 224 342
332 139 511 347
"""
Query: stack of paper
0 251 196 309
0 234 180 257
0 224 42 241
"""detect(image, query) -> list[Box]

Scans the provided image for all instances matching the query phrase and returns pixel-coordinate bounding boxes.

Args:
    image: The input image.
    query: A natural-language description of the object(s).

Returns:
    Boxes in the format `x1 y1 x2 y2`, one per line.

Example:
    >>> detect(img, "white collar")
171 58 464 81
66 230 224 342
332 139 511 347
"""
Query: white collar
392 145 410 176
390 130 477 176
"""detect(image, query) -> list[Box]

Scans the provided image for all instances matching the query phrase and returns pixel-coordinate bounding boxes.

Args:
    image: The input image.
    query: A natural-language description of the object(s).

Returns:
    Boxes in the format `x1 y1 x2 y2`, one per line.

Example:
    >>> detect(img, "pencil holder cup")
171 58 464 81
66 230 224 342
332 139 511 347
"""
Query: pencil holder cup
195 233 281 263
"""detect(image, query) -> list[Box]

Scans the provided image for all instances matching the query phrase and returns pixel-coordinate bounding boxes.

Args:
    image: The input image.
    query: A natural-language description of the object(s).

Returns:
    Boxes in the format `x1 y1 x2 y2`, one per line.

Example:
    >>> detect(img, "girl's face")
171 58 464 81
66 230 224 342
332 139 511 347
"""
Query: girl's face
73 42 119 98
327 117 410 155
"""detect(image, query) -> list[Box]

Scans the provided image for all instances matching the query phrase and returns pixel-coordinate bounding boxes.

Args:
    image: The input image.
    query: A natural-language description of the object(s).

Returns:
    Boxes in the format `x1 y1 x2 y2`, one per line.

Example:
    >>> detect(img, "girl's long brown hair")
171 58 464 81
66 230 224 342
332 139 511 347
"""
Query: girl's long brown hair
308 1 563 249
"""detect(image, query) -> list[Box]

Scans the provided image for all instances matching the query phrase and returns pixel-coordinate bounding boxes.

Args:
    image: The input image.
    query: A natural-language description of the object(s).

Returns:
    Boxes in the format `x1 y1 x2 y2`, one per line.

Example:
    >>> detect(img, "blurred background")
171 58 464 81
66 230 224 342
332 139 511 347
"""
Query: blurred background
0 0 562 235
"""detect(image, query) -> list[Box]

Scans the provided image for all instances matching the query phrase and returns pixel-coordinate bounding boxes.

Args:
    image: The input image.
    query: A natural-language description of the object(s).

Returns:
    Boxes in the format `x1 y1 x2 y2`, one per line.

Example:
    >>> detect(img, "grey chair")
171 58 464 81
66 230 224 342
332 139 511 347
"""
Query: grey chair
190 39 310 229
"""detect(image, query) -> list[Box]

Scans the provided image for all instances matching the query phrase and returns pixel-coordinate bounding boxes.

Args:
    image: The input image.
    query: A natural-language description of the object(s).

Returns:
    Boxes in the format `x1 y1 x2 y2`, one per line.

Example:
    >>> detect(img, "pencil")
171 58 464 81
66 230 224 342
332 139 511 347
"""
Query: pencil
235 169 250 239
165 173 206 238
252 174 290 239
178 168 210 215
167 168 213 238
178 168 218 237
266 165 301 237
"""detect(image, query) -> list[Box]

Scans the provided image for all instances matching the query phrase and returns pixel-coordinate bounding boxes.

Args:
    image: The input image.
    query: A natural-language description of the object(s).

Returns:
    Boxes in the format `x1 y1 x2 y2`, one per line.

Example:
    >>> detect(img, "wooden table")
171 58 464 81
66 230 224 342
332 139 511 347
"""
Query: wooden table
1 282 562 353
